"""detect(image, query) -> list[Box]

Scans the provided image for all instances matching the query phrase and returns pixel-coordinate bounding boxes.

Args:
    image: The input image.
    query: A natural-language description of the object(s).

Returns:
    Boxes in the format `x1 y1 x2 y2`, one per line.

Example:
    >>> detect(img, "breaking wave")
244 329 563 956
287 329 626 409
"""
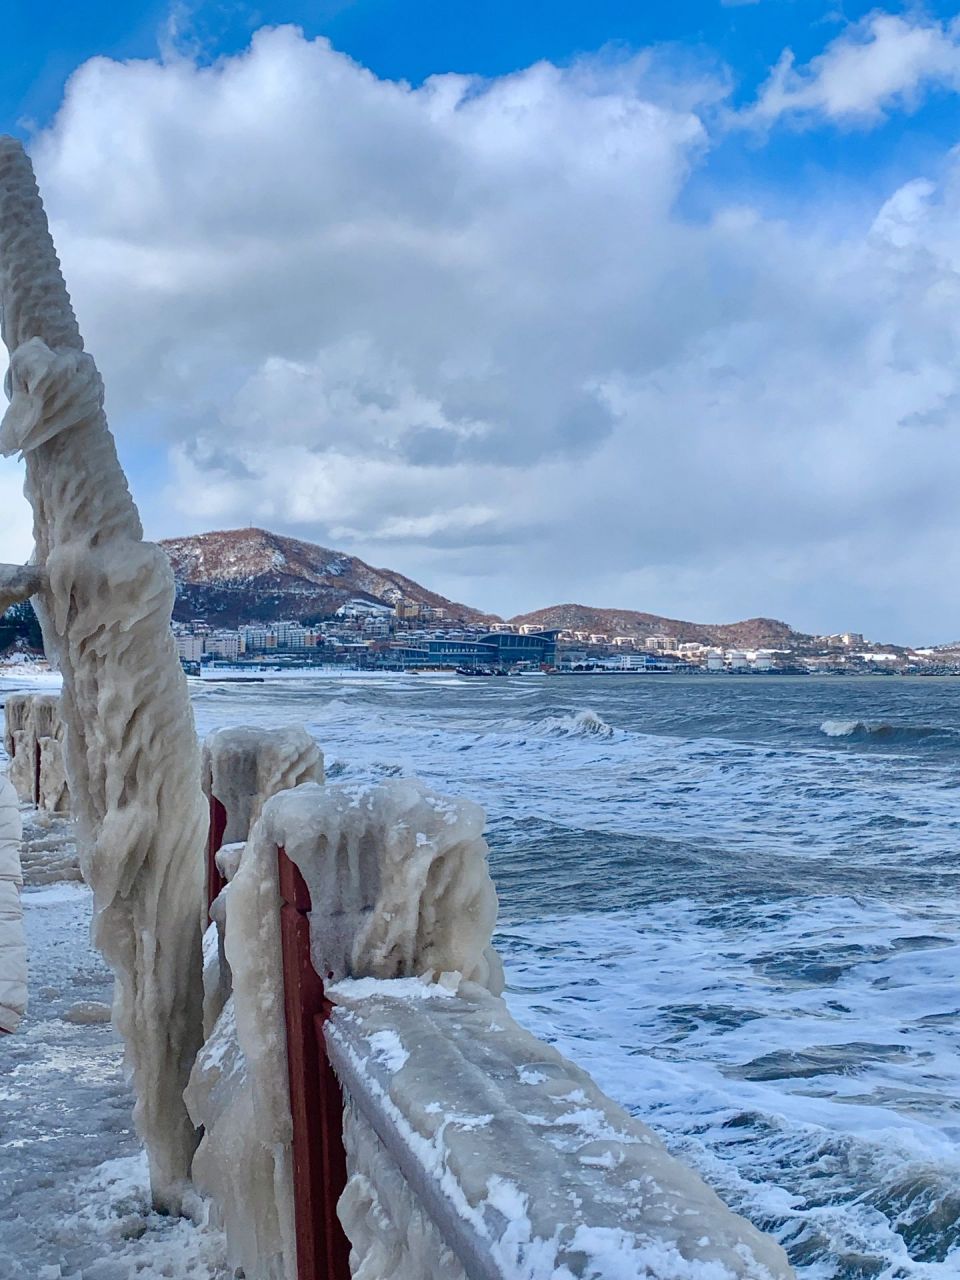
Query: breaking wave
820 719 945 742
537 709 615 738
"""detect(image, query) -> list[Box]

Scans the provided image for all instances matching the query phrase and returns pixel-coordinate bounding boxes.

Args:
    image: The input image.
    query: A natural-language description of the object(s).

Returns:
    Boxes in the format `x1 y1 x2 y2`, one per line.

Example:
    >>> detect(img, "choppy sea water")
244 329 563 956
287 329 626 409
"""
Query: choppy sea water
191 672 960 1279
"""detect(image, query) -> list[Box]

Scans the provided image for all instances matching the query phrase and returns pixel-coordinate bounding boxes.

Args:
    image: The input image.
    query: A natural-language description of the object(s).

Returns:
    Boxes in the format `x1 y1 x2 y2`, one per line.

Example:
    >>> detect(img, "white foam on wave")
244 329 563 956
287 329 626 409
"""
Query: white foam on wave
820 717 946 742
498 896 960 1277
536 708 616 738
820 718 864 737
192 685 960 867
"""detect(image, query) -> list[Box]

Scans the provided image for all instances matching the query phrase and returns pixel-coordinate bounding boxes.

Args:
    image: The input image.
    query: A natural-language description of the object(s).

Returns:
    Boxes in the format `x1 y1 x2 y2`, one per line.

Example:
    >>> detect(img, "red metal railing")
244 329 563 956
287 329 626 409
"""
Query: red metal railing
206 795 227 918
204 792 350 1280
278 848 351 1280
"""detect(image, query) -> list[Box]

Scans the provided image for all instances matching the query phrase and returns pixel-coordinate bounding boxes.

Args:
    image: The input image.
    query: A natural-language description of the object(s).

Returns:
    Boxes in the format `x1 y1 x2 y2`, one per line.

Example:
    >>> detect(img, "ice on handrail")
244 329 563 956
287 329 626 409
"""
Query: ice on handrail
328 979 796 1280
186 776 502 1280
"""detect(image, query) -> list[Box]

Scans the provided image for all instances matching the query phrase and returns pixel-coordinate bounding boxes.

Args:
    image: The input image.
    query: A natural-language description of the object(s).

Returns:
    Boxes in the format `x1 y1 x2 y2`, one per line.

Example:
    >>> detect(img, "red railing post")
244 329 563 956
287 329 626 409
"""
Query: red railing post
206 795 228 919
278 845 351 1280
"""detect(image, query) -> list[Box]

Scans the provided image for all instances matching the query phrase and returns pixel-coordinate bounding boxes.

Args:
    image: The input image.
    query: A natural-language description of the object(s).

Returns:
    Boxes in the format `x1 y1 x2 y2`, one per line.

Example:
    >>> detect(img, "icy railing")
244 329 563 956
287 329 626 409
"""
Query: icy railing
202 725 324 910
327 979 793 1280
200 725 324 1040
2 691 69 812
188 767 795 1280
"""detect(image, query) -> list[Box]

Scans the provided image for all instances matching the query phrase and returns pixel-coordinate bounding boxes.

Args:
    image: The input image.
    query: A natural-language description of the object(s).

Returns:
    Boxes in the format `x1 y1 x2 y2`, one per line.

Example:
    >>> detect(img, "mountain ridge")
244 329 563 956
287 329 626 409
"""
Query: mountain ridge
507 603 806 649
160 527 490 626
160 528 810 647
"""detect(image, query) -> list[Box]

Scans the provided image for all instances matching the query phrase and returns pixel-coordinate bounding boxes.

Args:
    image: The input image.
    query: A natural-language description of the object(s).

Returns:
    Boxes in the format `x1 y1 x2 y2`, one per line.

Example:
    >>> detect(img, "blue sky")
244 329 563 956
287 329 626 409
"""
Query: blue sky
0 0 953 259
2 2 960 638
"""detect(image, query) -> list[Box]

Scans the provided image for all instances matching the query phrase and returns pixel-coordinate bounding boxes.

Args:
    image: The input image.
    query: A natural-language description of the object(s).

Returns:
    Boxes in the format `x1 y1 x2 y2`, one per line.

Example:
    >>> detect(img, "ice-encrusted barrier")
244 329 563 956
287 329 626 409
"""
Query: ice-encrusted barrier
328 981 793 1280
189 728 794 1280
2 690 69 812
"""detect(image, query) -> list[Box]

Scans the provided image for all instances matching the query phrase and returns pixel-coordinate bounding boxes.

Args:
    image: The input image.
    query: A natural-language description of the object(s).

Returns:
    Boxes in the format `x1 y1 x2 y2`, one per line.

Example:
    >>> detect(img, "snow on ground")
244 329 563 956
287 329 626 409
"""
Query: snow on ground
0 806 228 1279
0 658 61 688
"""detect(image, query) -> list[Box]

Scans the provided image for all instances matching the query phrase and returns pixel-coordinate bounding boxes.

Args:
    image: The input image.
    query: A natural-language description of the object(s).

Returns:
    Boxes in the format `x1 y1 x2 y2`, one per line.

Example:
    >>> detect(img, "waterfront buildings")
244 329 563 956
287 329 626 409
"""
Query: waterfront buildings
168 606 918 676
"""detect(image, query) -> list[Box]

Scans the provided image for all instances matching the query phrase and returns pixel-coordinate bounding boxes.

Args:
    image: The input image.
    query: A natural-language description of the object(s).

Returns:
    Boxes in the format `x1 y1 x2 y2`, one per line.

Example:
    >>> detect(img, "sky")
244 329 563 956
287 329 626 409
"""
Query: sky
1 2 960 641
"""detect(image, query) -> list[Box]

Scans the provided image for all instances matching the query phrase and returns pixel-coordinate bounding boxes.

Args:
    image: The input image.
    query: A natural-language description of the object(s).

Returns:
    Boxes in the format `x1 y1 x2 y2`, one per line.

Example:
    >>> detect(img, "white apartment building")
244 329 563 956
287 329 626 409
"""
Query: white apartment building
205 632 242 661
175 634 205 662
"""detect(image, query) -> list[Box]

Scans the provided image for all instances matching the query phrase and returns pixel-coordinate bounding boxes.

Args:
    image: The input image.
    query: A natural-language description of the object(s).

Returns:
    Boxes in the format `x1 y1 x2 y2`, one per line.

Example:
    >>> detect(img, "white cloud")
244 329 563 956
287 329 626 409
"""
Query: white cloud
743 11 960 127
4 26 960 638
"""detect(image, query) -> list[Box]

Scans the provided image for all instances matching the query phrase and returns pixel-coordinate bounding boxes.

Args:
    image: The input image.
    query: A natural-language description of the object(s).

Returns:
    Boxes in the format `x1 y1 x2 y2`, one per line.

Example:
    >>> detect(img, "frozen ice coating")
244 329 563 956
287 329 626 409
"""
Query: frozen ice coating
2 690 31 758
4 691 35 802
2 690 69 809
339 1097 469 1280
36 734 68 812
0 560 44 612
202 840 245 1037
263 778 503 990
187 778 502 1279
184 996 296 1280
202 725 324 843
201 727 322 1038
327 981 796 1280
0 136 207 1211
187 814 297 1280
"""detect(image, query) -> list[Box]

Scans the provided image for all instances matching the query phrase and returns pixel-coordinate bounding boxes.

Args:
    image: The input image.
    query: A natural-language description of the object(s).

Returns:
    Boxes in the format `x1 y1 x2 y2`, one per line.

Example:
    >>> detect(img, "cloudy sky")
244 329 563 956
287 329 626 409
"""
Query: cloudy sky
2 2 960 641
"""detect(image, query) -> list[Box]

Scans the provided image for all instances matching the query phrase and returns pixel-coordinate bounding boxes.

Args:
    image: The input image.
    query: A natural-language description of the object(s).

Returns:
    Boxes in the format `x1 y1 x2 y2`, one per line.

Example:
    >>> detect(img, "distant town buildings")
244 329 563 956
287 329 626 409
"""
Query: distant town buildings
167 604 949 676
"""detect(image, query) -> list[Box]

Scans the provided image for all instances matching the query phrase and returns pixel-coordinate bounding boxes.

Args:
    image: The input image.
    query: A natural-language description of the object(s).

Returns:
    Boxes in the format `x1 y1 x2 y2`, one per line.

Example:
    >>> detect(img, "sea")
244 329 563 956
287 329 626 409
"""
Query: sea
190 671 960 1279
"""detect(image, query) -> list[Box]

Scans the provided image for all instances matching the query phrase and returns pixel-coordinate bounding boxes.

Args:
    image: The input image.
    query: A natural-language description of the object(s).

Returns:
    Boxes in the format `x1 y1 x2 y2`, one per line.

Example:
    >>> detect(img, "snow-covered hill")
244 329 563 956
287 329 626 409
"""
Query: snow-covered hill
160 528 489 626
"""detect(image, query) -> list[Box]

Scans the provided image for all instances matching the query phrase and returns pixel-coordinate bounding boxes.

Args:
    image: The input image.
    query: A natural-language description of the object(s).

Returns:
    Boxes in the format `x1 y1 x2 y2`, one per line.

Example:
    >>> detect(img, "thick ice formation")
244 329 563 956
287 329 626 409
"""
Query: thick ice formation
2 691 69 810
202 725 324 844
275 779 502 991
202 842 244 1037
0 561 44 612
3 692 34 803
186 815 296 1280
201 725 323 1036
186 777 502 1280
0 136 206 1211
327 980 796 1280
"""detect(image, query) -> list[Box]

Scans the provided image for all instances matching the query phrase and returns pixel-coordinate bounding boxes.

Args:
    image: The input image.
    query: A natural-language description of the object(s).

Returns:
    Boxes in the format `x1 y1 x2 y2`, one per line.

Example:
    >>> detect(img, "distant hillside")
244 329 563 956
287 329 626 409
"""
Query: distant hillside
160 528 489 626
508 603 805 649
158 528 819 646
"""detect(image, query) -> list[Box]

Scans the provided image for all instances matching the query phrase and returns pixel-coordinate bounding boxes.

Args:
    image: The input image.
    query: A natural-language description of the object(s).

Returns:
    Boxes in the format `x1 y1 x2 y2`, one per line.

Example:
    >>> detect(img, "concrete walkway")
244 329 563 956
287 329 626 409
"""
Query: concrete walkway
0 813 227 1279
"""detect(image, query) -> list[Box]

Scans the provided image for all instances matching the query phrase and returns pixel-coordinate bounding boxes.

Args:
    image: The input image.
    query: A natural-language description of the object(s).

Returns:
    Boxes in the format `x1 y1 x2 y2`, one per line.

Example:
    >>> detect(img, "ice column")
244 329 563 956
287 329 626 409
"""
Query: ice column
0 137 207 1212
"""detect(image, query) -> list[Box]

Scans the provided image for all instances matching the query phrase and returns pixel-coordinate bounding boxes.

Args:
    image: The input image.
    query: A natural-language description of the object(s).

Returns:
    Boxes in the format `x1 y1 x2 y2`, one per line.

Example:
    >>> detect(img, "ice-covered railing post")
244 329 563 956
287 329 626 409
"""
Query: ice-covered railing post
200 725 324 1043
202 725 324 919
3 692 69 811
277 846 351 1280
0 136 208 1212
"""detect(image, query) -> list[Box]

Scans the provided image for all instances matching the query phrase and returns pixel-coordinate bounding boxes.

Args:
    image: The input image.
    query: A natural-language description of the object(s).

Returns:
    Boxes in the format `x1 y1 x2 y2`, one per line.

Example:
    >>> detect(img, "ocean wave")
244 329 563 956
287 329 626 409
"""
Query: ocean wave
820 719 945 742
537 709 615 738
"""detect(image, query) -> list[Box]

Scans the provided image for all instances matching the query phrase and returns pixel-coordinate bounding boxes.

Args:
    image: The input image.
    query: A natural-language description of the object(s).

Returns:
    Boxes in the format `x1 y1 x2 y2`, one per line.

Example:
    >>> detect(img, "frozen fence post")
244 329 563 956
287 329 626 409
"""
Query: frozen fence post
200 726 324 1040
2 692 69 811
278 847 351 1280
202 725 324 918
0 137 207 1212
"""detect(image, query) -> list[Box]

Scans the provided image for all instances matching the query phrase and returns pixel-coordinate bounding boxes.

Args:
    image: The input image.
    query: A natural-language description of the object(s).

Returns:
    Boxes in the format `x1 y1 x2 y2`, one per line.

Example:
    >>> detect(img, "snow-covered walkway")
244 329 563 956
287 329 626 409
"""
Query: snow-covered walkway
0 813 226 1279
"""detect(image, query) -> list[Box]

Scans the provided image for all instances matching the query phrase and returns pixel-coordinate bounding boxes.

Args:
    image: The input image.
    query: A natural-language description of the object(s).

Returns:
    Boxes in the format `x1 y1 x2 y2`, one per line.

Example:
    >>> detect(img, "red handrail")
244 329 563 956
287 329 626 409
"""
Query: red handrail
278 846 351 1280
206 796 228 918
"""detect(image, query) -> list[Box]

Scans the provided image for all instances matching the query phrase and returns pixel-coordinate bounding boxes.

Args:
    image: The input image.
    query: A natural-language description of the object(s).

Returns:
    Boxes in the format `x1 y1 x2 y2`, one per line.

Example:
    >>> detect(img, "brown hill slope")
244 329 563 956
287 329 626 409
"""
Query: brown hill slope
509 604 804 649
160 528 489 626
